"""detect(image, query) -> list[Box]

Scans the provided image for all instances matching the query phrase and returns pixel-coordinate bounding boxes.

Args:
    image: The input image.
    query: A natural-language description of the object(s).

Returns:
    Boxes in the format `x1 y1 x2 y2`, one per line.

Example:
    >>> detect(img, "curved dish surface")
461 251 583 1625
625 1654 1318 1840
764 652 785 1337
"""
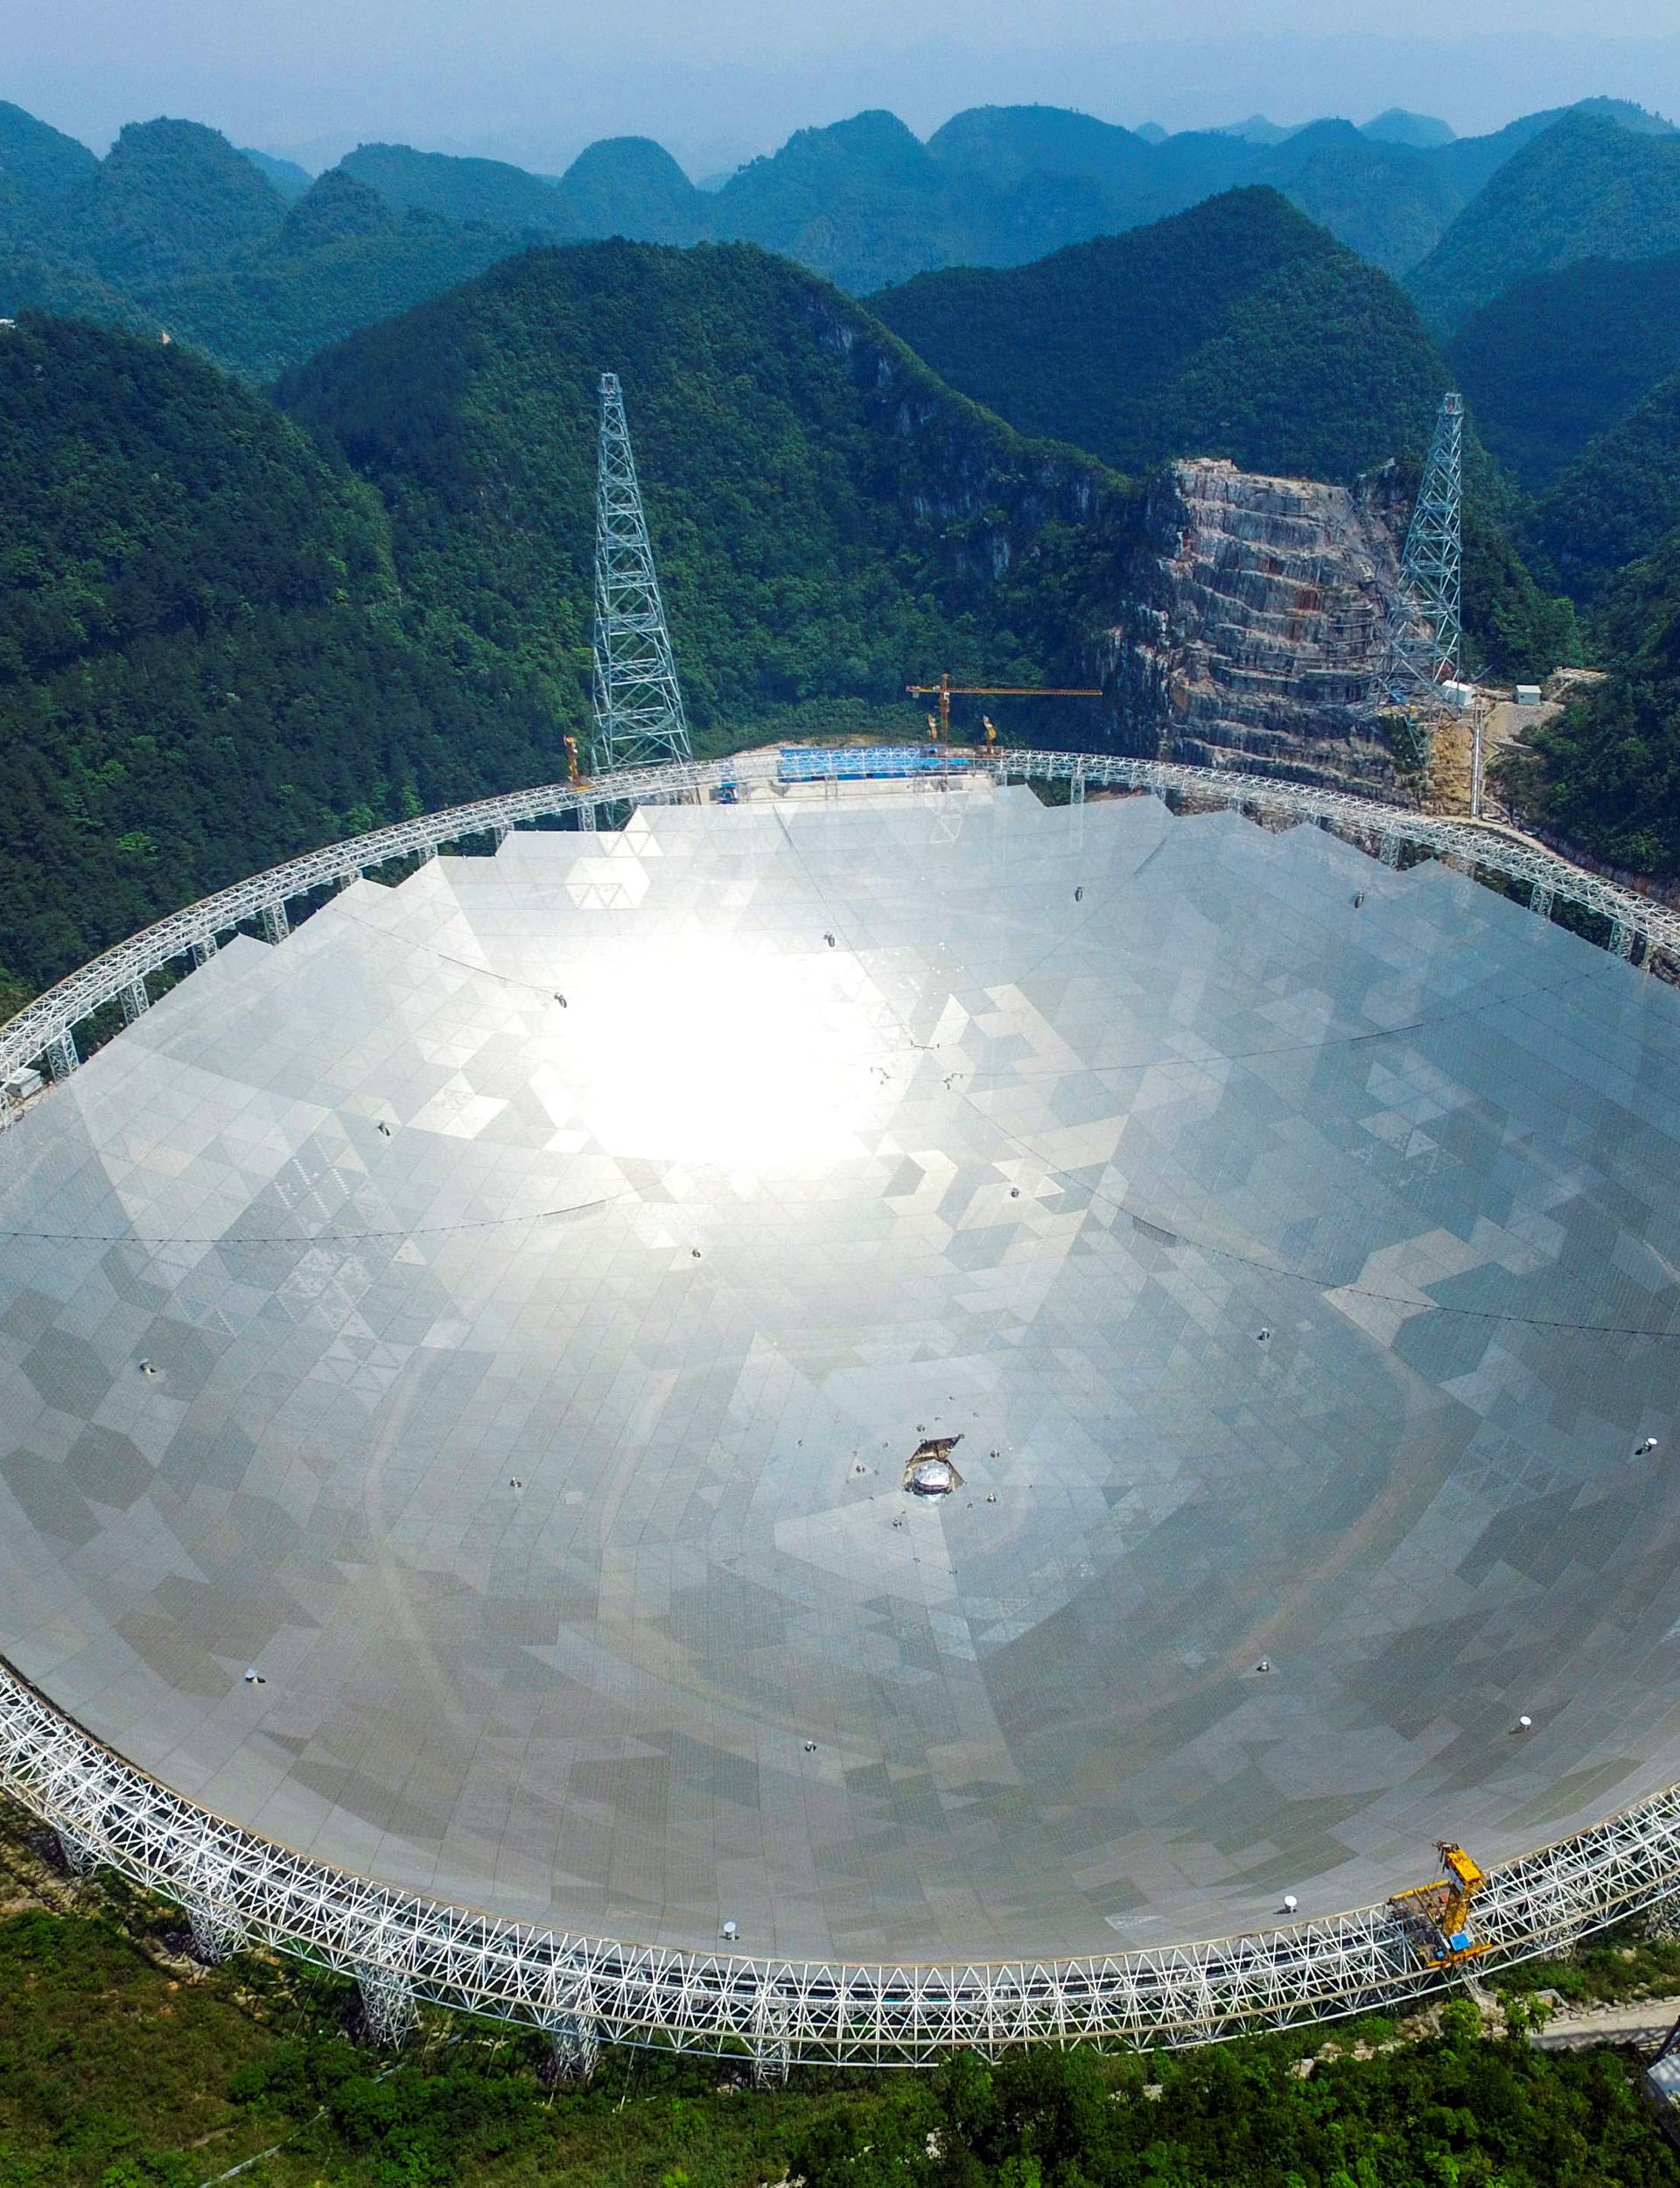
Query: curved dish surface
4 777 1680 1967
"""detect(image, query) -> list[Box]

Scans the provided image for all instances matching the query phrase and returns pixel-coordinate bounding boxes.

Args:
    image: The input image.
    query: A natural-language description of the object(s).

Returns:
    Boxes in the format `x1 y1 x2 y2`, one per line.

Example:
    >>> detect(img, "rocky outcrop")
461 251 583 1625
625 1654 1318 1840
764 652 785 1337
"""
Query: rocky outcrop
1108 458 1404 794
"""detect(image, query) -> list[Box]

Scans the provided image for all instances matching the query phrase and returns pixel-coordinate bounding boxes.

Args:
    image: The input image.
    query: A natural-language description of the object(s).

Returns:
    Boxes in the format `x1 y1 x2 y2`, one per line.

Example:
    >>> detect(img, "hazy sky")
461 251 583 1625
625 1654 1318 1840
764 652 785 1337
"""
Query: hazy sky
7 0 1680 176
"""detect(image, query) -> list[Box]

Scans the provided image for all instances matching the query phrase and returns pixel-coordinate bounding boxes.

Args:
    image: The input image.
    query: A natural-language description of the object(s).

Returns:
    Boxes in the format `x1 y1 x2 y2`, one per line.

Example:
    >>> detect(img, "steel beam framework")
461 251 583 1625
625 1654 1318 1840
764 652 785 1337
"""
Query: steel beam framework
5 745 1680 2055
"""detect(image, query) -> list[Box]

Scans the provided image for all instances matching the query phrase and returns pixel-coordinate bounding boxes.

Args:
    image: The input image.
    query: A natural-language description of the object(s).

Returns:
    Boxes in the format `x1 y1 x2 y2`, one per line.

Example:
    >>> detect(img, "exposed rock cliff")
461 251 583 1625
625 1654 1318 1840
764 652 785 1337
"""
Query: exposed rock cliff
1108 458 1403 794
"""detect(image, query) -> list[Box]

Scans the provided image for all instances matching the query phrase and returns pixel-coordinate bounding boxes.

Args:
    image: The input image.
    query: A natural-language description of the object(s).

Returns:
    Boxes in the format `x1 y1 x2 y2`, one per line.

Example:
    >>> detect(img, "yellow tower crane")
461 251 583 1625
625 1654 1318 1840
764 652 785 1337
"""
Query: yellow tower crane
906 671 1102 744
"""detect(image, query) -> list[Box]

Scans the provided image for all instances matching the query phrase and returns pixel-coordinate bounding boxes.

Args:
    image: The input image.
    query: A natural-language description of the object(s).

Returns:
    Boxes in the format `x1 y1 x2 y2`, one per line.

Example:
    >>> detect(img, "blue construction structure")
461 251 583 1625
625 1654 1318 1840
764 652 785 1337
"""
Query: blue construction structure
777 746 976 783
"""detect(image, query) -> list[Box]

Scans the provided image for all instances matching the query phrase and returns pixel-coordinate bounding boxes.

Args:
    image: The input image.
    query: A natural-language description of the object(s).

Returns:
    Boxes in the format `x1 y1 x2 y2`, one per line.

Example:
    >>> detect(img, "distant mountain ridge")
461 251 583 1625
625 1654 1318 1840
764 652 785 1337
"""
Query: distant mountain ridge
869 188 1448 483
1408 109 1680 329
1448 247 1680 484
6 90 1675 380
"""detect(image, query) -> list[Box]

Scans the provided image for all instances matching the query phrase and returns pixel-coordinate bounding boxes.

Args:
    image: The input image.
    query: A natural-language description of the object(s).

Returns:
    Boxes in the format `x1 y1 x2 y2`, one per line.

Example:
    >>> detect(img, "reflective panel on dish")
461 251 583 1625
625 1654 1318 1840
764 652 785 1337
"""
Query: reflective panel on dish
4 777 1680 1964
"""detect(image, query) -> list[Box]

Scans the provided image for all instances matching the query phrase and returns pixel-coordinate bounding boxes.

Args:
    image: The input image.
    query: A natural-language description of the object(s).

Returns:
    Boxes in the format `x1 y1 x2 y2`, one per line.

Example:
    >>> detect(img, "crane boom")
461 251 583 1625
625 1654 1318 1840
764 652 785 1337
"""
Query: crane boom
906 670 1102 741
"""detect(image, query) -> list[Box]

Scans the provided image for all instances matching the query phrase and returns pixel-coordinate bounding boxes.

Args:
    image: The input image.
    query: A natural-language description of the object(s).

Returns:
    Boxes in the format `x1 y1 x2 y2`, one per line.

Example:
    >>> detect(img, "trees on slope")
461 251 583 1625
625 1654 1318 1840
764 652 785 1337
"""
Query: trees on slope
276 238 1134 742
0 313 560 997
1408 110 1680 333
870 188 1450 484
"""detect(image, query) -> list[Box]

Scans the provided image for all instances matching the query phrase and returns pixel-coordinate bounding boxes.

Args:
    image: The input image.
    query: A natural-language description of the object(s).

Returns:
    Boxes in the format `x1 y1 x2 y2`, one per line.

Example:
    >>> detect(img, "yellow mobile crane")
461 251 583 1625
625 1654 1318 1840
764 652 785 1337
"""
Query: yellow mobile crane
1390 1841 1491 1969
906 671 1102 744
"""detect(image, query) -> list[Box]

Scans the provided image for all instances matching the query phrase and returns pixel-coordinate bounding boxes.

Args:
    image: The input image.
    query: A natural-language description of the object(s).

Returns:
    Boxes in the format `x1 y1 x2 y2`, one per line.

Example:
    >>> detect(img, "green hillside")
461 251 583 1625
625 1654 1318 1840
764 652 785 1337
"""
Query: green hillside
1249 122 1462 273
1449 249 1680 485
0 99 97 237
134 172 527 382
1507 525 1680 873
1530 368 1680 600
1409 110 1680 330
925 102 1155 192
43 116 285 286
705 109 978 289
559 136 707 243
871 188 1448 483
240 146 313 200
0 312 559 999
278 238 1131 732
338 141 581 237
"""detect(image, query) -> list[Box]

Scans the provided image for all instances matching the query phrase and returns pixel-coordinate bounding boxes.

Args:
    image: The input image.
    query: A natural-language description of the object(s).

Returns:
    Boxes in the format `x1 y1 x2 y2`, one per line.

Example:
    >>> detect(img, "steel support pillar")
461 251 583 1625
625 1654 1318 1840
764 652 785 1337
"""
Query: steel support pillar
1612 919 1634 960
120 979 150 1025
46 1029 79 1080
56 1827 96 1876
1070 763 1086 807
186 1897 245 1965
260 901 290 945
543 2010 601 2083
579 804 598 832
1530 882 1553 920
191 935 218 966
1379 836 1401 869
493 826 509 850
750 1999 790 2088
354 1963 417 2046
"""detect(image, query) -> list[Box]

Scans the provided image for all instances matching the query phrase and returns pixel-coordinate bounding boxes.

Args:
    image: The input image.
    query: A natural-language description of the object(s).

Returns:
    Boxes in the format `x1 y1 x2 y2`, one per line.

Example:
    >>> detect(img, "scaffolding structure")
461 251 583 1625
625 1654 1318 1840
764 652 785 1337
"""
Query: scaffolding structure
1376 391 1464 708
591 372 692 773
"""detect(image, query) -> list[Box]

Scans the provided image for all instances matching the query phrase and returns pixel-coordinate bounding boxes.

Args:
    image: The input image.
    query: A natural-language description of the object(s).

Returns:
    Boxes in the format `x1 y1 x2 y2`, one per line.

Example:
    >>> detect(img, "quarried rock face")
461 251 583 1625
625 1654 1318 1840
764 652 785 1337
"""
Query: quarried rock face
1107 457 1403 793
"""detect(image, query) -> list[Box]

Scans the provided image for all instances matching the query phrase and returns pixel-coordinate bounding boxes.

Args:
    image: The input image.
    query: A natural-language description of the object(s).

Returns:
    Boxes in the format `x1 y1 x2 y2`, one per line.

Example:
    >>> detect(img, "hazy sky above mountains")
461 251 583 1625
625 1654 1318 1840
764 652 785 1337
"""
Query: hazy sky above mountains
7 1 1680 175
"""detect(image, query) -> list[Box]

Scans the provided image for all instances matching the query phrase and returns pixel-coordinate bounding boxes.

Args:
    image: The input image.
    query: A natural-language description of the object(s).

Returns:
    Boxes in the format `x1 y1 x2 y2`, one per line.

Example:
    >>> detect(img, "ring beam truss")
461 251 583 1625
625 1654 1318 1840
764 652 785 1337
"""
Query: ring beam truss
5 743 1680 2062
4 1654 1680 2063
4 746 1677 1116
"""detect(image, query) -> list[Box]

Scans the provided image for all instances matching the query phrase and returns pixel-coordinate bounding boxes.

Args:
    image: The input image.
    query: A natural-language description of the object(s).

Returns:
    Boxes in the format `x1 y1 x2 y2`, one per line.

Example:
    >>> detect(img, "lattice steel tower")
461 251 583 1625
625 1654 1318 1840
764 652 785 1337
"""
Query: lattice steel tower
1376 390 1464 707
591 372 692 771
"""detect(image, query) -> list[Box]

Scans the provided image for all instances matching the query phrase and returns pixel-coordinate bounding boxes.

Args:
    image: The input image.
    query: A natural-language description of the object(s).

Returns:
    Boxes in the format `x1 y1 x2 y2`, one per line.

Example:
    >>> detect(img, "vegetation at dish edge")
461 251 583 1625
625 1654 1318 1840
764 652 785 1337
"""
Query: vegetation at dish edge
1504 525 1680 876
2 1793 1679 2188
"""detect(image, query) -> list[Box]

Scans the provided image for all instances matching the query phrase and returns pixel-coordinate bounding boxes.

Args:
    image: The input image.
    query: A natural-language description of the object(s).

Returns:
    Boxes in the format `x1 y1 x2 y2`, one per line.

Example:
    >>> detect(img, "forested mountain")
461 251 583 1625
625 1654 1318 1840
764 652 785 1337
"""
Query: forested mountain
557 136 707 243
338 141 581 237
1408 110 1680 329
0 100 97 237
277 239 1131 732
1508 526 1680 874
1362 109 1456 149
924 104 1155 193
871 189 1447 483
1448 248 1680 484
6 91 1677 387
1245 122 1463 272
240 147 312 200
0 312 562 1002
1528 368 1680 600
43 117 285 286
133 172 530 382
